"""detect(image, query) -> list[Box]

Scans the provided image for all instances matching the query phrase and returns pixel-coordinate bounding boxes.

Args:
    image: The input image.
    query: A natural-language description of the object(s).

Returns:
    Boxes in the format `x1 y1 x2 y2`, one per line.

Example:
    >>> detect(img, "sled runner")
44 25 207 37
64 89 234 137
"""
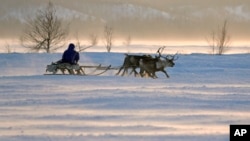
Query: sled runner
45 62 111 76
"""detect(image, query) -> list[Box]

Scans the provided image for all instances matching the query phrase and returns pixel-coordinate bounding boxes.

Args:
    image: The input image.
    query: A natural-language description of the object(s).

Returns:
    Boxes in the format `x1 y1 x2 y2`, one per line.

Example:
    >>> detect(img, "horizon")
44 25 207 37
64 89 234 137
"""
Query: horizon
1 39 249 54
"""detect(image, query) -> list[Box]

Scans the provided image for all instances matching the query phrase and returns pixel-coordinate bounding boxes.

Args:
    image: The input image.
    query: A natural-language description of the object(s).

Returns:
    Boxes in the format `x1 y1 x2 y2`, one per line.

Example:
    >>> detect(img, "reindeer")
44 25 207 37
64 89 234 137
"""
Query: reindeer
139 47 178 78
116 54 152 76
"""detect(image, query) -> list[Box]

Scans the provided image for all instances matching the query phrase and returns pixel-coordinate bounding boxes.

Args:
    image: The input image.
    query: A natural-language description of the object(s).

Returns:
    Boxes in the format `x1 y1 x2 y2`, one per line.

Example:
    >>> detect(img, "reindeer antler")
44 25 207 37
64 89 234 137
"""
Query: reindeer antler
166 52 179 61
156 46 166 58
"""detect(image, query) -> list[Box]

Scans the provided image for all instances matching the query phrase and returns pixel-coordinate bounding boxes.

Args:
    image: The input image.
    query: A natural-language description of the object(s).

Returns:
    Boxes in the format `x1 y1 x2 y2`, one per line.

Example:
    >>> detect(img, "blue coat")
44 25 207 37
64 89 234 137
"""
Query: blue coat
62 44 79 64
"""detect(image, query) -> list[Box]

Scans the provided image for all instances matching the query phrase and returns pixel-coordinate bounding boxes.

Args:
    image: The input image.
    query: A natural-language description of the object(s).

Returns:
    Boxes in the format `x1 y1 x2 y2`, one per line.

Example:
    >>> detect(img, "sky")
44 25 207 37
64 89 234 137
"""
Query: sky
0 0 250 47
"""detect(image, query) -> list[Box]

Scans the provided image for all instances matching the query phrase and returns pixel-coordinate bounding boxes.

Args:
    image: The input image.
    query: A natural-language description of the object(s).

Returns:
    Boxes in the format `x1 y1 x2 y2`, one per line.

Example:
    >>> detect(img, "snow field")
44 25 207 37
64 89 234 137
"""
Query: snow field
0 52 249 141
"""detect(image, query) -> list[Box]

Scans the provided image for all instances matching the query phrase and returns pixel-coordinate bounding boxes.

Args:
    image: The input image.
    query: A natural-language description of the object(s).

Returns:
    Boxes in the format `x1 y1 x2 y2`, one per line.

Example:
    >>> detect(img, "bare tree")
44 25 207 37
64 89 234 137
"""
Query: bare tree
88 34 98 47
217 20 231 55
207 20 231 55
103 25 114 52
207 31 216 55
123 35 132 46
123 35 132 53
20 2 68 53
5 42 12 53
76 33 98 52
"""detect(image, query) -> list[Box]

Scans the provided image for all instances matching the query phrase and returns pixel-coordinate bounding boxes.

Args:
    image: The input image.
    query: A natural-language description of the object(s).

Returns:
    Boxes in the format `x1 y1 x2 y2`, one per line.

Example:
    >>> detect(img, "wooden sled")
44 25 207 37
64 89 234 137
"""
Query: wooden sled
45 62 111 76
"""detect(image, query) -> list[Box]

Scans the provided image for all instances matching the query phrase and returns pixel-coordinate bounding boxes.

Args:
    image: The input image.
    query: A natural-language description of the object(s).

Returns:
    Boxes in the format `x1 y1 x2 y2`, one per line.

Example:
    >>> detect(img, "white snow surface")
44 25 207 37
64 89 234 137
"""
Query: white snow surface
0 52 250 141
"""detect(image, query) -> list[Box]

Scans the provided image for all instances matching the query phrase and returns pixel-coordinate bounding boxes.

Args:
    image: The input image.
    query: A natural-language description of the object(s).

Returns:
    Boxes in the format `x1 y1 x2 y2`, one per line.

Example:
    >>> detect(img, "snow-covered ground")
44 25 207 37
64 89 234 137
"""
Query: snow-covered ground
0 52 250 141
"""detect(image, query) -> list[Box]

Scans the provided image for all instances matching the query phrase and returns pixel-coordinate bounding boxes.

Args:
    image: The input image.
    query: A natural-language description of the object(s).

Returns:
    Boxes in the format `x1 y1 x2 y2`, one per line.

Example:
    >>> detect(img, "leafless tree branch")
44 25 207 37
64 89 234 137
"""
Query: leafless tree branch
20 2 68 53
206 20 231 55
103 25 114 52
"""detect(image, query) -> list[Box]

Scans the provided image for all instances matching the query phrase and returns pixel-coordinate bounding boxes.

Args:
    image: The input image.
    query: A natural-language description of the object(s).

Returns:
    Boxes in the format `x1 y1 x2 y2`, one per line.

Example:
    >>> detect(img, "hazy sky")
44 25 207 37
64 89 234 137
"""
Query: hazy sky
0 0 250 45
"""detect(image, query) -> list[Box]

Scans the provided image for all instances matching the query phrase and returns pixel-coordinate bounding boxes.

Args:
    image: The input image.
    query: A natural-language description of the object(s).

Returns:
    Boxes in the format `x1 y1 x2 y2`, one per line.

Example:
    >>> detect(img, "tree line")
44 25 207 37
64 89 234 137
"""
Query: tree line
7 2 231 55
20 2 116 53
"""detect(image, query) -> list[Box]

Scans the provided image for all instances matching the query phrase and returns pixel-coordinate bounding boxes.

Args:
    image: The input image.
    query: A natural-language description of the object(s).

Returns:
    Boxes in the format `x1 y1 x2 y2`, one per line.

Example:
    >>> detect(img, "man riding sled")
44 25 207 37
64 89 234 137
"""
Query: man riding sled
46 43 84 75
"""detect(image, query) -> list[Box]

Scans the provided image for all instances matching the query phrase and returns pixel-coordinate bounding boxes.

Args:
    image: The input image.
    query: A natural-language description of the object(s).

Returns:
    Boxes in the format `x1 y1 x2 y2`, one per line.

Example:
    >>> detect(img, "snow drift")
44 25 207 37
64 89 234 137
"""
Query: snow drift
0 52 249 141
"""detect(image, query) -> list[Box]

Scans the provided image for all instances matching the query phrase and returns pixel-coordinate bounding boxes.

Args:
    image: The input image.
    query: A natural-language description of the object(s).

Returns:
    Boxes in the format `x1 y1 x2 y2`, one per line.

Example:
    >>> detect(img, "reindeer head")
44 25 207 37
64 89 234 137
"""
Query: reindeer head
156 46 178 68
165 55 178 67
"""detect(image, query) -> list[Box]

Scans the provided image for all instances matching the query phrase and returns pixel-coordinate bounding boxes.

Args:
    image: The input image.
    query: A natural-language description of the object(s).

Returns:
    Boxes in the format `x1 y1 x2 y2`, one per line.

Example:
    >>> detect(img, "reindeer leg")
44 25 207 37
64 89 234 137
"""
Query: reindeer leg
162 70 169 78
143 70 151 78
129 68 134 75
139 68 145 77
133 67 139 77
61 68 65 74
121 68 128 76
150 72 158 79
153 73 158 79
116 67 123 75
128 67 136 76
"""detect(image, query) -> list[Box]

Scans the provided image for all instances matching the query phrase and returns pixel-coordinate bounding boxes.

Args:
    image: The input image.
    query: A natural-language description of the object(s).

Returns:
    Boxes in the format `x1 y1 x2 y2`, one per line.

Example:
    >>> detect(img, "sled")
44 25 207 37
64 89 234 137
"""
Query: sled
45 62 111 76
80 64 112 76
